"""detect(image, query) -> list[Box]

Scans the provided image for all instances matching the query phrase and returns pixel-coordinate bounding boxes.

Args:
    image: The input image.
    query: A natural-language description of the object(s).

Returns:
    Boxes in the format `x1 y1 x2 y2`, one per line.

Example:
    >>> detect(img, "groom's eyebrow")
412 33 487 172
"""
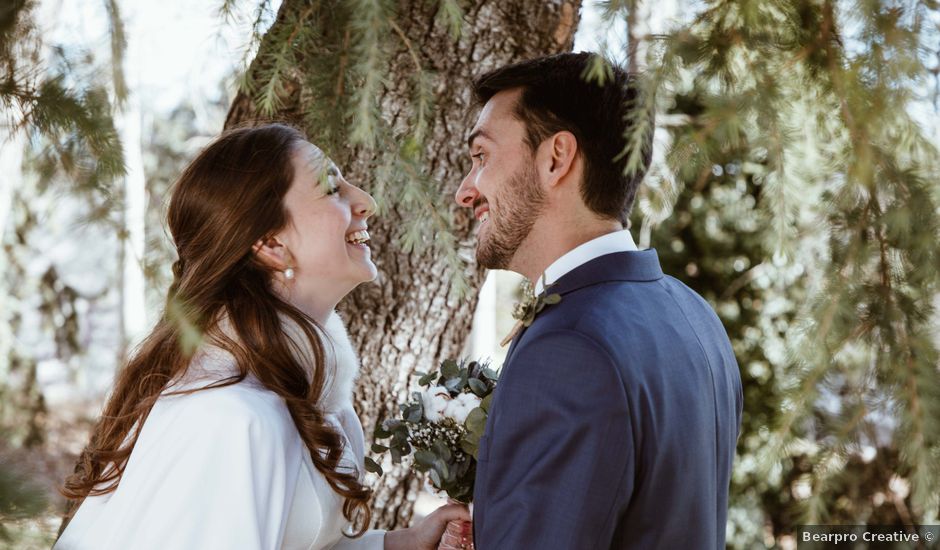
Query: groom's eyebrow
467 129 493 149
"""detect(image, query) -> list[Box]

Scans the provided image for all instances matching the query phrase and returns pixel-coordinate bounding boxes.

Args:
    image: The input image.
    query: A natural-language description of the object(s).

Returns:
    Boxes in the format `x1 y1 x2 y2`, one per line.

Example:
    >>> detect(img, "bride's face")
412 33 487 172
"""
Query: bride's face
276 141 378 296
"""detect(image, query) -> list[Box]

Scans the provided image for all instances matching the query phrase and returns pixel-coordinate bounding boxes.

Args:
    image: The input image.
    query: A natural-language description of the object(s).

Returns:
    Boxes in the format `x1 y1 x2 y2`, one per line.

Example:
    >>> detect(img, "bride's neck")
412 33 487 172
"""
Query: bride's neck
277 283 344 325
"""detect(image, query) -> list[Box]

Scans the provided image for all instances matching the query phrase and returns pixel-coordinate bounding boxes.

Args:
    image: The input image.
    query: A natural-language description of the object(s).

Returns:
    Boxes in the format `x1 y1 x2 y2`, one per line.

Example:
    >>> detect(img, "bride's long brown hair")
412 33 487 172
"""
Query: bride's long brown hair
60 123 372 535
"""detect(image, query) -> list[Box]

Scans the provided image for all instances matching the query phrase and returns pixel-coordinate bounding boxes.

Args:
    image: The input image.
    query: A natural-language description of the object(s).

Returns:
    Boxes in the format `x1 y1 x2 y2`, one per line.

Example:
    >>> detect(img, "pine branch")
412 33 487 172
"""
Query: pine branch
104 0 127 106
346 0 390 147
434 0 464 40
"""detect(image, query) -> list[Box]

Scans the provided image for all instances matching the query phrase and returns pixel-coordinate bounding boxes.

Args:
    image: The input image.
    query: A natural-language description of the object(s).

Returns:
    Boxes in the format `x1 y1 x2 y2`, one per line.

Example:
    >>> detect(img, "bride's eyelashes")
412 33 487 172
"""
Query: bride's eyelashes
471 152 486 165
321 165 341 196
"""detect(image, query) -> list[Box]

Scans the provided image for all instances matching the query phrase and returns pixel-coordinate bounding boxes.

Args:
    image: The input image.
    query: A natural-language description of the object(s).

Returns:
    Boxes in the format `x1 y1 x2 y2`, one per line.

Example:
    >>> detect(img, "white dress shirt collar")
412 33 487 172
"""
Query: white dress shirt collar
534 229 638 295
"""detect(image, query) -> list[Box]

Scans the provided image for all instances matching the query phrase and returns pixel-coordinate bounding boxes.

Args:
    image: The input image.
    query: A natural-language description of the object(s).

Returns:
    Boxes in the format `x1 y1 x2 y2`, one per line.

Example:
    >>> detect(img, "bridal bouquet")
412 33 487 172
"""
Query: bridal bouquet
365 358 499 503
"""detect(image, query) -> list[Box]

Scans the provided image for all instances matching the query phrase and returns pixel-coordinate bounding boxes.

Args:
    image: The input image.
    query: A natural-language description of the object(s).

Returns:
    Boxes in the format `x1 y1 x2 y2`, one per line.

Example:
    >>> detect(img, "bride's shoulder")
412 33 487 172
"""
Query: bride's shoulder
155 382 295 441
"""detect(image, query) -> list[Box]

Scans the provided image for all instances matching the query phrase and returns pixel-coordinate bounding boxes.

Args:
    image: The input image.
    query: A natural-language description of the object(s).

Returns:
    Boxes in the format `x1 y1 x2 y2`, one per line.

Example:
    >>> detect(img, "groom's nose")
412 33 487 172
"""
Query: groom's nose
455 173 478 207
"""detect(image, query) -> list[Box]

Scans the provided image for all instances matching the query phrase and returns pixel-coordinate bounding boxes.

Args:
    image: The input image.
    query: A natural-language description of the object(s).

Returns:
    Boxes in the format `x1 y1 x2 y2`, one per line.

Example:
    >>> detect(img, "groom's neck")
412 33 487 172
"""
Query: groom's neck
510 212 624 285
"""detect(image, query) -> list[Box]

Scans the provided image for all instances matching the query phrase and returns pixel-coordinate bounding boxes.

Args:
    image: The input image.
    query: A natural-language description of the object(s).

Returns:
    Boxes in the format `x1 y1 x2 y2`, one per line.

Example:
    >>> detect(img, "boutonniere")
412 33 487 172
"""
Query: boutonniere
499 278 562 347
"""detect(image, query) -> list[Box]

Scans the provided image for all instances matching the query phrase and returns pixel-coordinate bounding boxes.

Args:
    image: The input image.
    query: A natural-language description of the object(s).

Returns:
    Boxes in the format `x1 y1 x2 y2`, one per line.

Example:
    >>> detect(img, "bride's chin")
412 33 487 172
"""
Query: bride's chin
352 261 378 284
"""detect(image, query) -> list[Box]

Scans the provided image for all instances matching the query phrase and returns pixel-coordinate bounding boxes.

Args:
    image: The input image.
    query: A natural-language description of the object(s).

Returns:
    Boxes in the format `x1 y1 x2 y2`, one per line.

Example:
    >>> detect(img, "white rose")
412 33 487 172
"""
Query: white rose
422 386 451 423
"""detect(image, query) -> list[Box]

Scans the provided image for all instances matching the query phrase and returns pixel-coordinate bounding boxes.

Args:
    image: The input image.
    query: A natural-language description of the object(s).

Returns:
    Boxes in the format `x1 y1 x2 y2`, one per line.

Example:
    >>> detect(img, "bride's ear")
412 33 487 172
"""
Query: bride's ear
252 236 292 271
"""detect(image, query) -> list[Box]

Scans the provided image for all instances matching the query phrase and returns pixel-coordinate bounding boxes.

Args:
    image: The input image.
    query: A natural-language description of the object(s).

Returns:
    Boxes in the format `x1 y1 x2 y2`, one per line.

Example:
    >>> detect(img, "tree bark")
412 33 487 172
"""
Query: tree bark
225 0 581 528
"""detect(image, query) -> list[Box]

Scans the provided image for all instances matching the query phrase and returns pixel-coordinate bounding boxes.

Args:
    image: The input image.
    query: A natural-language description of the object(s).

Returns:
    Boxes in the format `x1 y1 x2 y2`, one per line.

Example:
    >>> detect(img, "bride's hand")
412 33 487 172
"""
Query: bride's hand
438 517 473 550
384 502 471 550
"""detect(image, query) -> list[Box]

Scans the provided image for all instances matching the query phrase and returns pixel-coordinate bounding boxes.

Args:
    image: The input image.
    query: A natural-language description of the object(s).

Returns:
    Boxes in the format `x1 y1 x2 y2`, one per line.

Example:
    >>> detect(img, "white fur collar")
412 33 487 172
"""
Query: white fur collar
308 311 360 413
175 310 361 413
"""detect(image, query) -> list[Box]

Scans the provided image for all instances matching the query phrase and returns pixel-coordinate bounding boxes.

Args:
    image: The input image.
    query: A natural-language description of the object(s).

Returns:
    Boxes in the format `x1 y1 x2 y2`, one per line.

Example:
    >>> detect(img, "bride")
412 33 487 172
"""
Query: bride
55 123 469 549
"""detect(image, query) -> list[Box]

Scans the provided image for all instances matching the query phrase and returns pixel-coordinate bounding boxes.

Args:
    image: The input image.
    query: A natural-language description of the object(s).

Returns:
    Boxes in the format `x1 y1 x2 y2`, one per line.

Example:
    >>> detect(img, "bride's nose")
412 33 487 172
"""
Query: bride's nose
351 185 377 218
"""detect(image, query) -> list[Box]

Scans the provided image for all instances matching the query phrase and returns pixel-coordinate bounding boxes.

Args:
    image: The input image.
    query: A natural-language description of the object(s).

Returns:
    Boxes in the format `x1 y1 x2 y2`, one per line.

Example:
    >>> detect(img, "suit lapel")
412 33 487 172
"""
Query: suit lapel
504 326 527 364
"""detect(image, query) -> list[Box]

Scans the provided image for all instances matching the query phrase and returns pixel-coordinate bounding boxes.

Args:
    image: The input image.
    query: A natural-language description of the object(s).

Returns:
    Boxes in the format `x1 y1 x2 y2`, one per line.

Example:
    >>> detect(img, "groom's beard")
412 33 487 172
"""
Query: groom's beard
476 163 545 270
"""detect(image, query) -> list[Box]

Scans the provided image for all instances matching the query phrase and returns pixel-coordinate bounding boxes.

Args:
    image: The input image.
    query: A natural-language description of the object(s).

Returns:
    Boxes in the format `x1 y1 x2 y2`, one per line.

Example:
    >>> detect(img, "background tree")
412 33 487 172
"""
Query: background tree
223 0 581 527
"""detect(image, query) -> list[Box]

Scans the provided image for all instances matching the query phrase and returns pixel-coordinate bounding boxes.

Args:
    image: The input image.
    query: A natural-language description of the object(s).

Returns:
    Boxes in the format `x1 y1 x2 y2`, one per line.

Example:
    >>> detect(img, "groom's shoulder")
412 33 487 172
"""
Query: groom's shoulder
546 272 720 326
528 273 728 362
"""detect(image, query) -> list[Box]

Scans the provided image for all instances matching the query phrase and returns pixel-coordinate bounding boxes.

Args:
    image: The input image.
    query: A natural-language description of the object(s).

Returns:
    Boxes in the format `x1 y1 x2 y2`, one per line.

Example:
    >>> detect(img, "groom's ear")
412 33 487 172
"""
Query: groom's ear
538 131 579 190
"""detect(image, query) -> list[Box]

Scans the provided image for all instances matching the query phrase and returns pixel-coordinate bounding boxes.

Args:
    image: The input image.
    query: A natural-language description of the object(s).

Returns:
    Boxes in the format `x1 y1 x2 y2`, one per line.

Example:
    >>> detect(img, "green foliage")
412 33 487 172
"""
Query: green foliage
1 1 125 199
0 455 47 543
624 0 940 543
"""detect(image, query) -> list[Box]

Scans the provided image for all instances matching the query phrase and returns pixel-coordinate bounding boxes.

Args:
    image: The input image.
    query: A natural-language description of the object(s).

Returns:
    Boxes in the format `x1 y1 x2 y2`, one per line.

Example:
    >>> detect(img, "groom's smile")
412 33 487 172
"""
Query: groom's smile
474 202 490 225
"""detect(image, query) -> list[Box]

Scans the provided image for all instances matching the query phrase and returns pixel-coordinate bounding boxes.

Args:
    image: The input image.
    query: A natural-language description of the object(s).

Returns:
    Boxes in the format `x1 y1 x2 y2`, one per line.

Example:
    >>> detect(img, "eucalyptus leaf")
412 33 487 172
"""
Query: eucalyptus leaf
392 424 410 440
374 423 391 439
433 439 453 462
444 377 462 393
371 443 389 453
468 378 488 397
434 458 451 481
418 370 436 386
389 432 405 448
544 293 562 305
414 449 437 468
465 407 486 435
441 359 459 378
460 438 477 458
482 367 499 381
364 457 383 476
429 468 442 488
405 404 423 423
481 393 493 413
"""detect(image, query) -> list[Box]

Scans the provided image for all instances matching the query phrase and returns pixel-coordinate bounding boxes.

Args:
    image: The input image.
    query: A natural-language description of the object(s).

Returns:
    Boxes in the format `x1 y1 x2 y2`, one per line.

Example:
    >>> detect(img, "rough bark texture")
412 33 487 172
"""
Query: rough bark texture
226 0 581 529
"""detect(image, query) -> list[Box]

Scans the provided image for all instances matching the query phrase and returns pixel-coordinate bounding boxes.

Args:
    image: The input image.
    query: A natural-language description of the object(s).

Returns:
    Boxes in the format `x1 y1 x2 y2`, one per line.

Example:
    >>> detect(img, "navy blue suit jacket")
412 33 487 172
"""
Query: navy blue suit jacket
472 249 743 549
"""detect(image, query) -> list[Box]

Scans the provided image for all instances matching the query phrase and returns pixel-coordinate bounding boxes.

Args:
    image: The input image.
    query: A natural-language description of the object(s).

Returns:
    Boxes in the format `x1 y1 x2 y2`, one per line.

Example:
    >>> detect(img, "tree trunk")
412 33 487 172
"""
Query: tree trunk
225 0 581 528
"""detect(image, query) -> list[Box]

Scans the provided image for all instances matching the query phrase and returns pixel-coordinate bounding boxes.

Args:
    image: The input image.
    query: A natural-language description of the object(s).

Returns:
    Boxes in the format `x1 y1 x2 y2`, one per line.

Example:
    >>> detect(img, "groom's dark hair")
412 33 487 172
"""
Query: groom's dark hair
472 51 654 224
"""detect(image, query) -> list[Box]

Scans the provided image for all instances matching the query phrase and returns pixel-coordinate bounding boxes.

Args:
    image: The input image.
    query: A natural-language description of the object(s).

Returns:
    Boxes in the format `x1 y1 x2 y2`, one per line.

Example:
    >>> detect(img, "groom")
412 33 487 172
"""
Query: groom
454 52 743 549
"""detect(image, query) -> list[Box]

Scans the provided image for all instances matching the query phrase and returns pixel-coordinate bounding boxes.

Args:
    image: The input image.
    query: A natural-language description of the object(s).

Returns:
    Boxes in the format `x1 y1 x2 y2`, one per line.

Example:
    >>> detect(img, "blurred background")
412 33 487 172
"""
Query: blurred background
2 0 939 548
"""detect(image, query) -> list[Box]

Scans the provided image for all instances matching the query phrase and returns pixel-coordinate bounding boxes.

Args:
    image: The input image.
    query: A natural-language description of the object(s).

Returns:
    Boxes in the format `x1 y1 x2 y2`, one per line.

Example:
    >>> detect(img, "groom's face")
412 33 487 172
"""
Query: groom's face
455 89 546 270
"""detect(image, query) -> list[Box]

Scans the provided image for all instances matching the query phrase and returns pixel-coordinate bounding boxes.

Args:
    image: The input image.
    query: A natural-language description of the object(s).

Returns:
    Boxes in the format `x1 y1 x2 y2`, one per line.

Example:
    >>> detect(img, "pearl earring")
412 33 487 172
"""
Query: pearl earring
284 267 295 280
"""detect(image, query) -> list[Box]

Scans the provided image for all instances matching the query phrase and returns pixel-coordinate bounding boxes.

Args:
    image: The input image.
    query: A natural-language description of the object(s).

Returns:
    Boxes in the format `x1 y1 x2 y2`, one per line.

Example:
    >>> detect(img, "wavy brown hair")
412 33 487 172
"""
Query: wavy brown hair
60 123 372 536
